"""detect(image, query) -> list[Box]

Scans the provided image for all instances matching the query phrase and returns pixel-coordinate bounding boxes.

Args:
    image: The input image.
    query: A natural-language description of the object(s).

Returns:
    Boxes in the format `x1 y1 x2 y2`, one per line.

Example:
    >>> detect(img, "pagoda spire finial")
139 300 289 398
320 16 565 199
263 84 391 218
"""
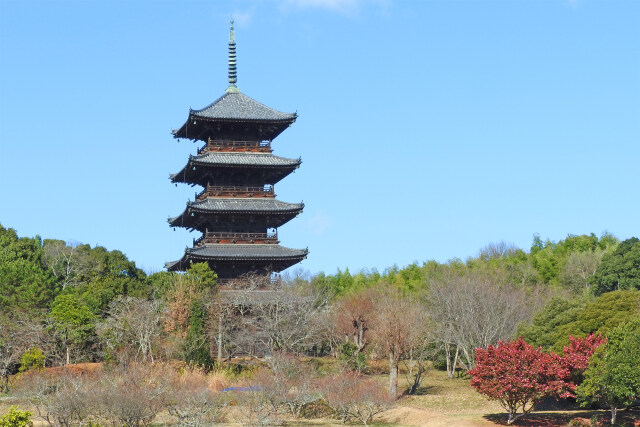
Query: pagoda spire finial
226 19 239 93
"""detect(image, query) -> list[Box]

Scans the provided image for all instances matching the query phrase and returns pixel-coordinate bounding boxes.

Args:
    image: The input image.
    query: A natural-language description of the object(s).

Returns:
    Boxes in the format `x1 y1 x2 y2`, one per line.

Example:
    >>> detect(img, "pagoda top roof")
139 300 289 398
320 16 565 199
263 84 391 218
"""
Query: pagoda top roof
165 244 309 270
189 91 297 122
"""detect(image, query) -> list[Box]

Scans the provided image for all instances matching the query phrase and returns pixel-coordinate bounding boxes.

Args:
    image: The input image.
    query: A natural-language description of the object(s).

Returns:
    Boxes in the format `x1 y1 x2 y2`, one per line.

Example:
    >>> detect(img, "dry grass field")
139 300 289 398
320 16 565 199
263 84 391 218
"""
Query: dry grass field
1 363 638 426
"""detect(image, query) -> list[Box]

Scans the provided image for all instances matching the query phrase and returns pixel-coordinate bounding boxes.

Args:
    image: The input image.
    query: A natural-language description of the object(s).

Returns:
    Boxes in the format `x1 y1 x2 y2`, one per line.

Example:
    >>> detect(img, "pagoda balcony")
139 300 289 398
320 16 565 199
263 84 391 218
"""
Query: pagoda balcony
195 184 275 201
198 138 272 154
193 230 279 246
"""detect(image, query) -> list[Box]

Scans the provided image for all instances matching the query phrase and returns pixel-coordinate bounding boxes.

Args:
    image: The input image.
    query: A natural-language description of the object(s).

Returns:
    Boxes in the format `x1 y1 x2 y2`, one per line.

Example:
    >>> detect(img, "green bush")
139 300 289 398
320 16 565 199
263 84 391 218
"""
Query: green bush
0 406 32 427
338 342 368 373
18 347 44 373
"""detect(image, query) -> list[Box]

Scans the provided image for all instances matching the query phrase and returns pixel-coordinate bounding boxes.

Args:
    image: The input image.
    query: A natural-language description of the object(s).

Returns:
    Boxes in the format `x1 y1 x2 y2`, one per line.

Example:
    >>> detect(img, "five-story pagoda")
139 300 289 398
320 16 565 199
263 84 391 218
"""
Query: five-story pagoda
166 21 308 280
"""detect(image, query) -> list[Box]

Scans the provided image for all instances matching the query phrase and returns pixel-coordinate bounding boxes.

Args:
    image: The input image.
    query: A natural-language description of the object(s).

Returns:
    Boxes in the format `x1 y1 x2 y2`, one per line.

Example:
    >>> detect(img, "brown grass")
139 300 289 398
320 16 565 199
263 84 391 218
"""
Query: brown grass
3 362 639 426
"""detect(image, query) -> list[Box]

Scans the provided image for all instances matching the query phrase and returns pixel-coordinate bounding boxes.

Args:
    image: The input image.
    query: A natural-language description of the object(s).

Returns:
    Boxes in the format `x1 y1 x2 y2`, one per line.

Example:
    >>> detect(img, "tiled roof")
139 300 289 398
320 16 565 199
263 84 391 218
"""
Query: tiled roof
168 198 303 226
169 153 301 183
191 92 296 122
164 244 308 269
192 152 301 167
188 198 303 214
187 244 308 260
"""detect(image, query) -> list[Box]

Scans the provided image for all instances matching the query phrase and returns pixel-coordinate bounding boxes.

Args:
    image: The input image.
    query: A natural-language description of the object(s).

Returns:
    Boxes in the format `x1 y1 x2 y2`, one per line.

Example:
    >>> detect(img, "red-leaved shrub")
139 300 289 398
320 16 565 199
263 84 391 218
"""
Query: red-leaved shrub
469 338 571 425
560 334 606 394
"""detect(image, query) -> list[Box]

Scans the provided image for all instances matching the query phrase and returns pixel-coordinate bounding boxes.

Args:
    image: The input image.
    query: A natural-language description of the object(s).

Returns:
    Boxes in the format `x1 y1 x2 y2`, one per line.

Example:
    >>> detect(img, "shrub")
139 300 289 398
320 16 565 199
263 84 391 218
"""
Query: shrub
231 389 276 427
166 366 230 426
98 364 168 426
469 338 571 425
13 369 95 427
257 355 322 419
318 372 392 425
0 406 32 427
559 334 606 391
18 348 44 373
338 342 368 373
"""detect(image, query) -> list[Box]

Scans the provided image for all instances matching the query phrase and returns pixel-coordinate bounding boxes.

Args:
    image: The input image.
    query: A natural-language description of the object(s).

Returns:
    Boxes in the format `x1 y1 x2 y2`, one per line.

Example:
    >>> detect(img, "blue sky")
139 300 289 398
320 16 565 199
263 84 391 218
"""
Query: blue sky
1 0 638 275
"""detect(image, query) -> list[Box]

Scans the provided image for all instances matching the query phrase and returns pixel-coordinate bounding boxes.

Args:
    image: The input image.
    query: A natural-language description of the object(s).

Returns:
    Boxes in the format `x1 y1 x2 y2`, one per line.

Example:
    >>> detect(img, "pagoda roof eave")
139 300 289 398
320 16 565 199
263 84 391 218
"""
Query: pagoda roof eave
187 244 308 261
168 244 308 262
171 152 300 172
168 198 304 227
169 153 301 185
165 244 309 272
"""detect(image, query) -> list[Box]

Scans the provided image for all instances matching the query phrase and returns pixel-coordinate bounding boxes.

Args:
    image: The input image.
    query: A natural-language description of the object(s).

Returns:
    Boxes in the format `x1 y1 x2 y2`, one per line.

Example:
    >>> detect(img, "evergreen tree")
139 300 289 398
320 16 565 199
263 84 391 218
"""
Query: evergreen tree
184 298 213 368
590 237 640 295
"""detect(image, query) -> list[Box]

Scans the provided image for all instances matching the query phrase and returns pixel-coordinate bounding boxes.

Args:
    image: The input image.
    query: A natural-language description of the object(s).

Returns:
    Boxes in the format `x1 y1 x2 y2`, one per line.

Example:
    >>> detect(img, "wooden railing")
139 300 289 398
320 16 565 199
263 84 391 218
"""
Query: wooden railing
198 139 272 154
196 185 274 200
194 230 279 246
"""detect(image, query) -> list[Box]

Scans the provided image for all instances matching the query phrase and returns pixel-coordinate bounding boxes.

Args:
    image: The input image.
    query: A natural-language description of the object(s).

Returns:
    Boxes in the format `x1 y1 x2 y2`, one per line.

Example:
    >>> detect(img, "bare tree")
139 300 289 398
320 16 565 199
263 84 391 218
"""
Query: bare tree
368 286 427 399
166 367 230 426
98 364 169 426
0 317 28 392
258 353 321 418
0 314 50 391
16 369 96 427
232 388 276 427
97 296 163 363
318 372 393 425
332 288 376 356
427 266 533 373
479 241 519 260
401 333 432 395
560 249 604 294
215 273 328 357
43 240 96 289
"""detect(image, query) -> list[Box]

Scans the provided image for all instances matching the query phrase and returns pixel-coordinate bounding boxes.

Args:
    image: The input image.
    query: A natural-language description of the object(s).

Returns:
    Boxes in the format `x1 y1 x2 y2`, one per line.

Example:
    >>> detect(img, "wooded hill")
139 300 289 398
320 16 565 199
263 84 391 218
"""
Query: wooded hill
1 224 639 364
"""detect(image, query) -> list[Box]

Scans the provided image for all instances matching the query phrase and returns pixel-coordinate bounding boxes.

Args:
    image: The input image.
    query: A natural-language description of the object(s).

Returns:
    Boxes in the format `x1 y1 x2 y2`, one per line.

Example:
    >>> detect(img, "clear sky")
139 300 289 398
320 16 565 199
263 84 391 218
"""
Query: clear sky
1 0 638 275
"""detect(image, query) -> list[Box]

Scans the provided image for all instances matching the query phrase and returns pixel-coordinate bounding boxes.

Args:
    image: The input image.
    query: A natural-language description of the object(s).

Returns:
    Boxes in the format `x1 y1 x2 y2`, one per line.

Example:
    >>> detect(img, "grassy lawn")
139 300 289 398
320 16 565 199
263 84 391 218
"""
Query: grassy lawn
377 368 639 426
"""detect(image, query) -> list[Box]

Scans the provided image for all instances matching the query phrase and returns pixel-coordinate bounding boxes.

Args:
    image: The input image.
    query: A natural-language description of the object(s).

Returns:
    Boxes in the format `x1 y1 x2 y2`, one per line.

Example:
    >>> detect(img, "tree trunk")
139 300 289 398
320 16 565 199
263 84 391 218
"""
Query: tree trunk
446 344 459 379
355 320 366 354
445 343 452 378
217 315 223 365
66 346 70 365
388 352 398 399
452 346 459 378
610 406 617 425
